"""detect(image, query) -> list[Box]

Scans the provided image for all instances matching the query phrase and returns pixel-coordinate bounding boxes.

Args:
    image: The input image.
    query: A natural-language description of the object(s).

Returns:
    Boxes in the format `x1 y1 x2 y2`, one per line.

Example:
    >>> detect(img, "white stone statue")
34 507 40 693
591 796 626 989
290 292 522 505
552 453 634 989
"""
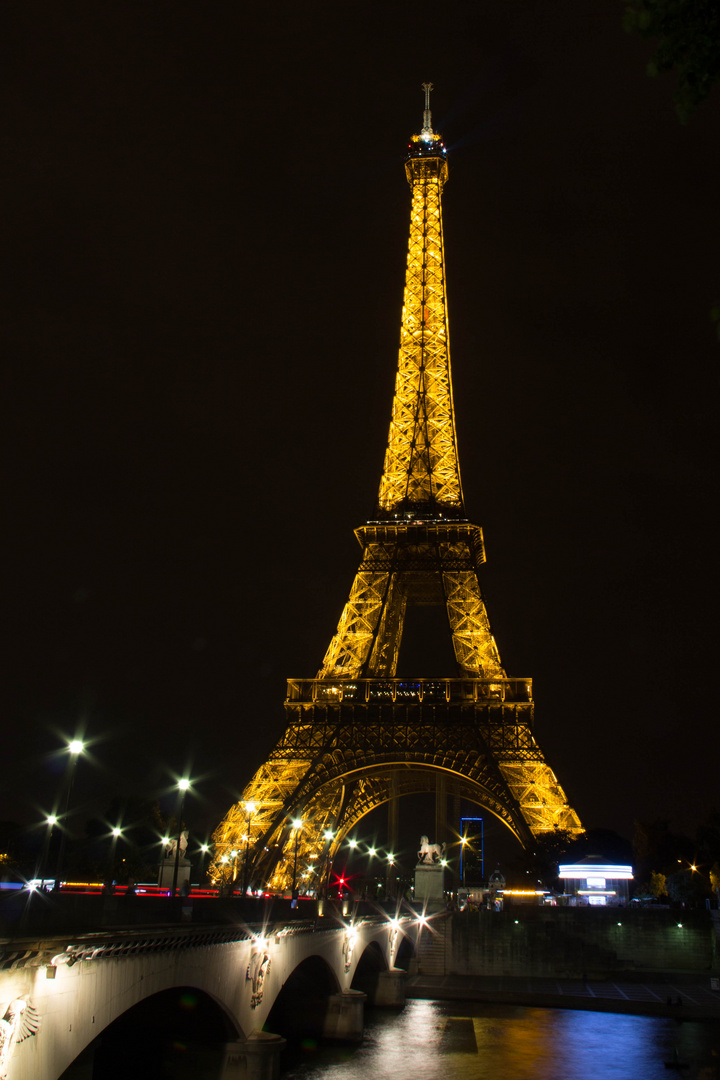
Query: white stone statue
0 999 39 1078
164 830 189 860
417 835 446 865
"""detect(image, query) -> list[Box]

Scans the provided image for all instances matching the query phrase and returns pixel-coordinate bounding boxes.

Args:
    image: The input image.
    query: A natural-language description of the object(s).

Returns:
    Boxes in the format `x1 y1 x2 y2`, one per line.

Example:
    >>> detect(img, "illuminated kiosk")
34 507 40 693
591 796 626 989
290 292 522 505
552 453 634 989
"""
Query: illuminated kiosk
558 856 633 906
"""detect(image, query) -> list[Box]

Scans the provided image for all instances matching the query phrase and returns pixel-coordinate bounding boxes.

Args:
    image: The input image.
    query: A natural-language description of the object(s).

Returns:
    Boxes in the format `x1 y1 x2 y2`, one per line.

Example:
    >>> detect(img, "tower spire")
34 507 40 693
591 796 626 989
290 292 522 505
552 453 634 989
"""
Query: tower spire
377 84 462 519
421 81 434 136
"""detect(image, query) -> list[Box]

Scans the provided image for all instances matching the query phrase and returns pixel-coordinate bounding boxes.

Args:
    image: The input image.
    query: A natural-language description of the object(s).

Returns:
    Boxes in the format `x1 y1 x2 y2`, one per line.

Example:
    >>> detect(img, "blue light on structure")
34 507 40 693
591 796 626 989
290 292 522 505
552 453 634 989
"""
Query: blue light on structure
460 816 484 884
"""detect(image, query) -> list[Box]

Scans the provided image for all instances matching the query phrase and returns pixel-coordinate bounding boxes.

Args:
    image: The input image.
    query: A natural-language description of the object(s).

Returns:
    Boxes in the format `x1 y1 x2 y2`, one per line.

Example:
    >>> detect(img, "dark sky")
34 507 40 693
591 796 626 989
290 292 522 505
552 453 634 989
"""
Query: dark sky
3 1 719 855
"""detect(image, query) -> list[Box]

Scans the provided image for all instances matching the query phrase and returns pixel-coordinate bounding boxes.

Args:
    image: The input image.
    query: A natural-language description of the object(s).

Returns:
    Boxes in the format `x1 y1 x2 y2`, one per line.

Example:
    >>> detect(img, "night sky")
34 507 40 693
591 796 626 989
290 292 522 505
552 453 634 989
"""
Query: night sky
3 1 719 858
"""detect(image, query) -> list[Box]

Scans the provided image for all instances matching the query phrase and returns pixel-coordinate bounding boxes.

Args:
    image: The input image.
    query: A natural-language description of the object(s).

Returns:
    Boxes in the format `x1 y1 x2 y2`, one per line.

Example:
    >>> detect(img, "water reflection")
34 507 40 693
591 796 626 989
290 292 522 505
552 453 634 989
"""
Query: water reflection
283 999 720 1080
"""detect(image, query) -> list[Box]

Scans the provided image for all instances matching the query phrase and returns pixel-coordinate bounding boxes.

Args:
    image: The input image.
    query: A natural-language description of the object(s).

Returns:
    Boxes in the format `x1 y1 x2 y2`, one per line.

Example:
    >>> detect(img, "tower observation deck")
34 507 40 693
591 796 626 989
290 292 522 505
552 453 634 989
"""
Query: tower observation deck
211 86 582 895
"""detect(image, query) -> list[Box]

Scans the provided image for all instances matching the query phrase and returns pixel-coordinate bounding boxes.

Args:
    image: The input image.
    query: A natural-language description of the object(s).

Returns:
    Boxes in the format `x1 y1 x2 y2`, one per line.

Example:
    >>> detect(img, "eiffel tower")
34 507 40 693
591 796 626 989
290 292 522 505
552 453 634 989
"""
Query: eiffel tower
211 86 582 894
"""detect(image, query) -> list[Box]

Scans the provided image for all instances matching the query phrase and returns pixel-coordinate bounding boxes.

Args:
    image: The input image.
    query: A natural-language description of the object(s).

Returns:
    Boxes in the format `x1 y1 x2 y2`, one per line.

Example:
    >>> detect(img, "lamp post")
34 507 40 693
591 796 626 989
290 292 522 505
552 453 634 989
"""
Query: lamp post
242 801 257 896
291 818 302 900
323 829 334 899
54 739 85 890
171 779 191 899
38 815 57 891
105 826 123 892
200 844 210 884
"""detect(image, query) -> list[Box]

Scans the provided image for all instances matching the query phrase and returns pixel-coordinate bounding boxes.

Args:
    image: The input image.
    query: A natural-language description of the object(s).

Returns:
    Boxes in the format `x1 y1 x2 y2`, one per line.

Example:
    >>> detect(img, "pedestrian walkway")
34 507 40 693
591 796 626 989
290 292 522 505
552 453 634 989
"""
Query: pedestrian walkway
405 972 720 1021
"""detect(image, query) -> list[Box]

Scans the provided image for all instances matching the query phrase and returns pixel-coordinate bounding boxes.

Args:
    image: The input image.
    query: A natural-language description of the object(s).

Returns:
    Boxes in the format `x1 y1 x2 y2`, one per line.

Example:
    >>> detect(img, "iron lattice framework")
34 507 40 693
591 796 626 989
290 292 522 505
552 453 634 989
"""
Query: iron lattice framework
211 88 582 893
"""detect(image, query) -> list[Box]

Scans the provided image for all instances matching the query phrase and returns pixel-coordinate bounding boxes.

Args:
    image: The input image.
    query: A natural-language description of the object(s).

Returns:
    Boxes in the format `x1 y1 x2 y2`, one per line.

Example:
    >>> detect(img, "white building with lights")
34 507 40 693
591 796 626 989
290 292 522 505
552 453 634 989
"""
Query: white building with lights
558 855 633 906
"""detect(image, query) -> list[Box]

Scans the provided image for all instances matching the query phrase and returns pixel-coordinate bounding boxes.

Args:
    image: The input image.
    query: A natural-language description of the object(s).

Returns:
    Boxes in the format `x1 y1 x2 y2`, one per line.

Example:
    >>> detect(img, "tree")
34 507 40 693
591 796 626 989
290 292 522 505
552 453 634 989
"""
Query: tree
665 868 708 905
623 0 720 121
650 870 668 897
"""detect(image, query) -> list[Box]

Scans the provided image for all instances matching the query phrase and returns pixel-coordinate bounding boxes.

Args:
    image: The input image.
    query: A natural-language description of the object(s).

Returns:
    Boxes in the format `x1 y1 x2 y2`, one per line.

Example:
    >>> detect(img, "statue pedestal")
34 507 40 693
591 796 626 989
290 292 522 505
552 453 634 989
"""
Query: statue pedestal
158 857 191 890
414 863 445 908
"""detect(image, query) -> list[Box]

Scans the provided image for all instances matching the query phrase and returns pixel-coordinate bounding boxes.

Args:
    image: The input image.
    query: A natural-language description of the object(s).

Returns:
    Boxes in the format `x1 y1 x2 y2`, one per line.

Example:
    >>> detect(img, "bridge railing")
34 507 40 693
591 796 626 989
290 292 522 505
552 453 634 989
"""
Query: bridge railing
286 677 532 705
0 892 416 939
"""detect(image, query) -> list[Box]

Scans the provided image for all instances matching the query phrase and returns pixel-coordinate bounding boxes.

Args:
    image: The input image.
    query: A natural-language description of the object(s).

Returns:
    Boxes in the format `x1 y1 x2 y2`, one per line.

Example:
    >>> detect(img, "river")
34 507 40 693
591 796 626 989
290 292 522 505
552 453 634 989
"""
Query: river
282 999 720 1080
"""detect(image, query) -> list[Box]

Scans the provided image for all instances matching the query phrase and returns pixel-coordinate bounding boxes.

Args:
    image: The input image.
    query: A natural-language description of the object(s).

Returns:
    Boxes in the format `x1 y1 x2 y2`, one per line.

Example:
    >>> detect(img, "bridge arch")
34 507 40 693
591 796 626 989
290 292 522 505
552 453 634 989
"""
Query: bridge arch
264 953 341 1040
59 985 238 1079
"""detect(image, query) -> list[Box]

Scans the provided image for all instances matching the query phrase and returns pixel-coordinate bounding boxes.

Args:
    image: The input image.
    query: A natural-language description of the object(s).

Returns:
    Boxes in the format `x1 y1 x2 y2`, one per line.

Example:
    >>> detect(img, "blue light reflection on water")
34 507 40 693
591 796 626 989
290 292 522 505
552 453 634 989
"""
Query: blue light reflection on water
282 999 720 1080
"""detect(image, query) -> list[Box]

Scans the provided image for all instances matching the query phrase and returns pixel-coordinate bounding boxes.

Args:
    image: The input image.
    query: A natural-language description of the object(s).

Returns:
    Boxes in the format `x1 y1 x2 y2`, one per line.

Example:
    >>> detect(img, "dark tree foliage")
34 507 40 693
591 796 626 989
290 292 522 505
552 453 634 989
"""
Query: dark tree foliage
510 828 576 887
623 0 720 121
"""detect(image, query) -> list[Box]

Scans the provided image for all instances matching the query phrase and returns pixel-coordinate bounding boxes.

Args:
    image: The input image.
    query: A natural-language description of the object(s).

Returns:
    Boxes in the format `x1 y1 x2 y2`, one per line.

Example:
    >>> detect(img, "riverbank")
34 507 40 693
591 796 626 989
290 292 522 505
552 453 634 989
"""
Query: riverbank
405 972 720 1022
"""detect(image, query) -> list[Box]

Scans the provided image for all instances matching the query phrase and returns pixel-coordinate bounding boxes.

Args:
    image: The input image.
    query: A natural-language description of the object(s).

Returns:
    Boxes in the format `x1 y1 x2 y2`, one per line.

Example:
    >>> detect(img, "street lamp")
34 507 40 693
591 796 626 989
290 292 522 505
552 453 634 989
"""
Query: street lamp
199 843 210 883
54 739 85 889
291 818 303 899
38 815 58 890
242 801 257 896
104 826 123 892
171 778 191 899
323 829 334 898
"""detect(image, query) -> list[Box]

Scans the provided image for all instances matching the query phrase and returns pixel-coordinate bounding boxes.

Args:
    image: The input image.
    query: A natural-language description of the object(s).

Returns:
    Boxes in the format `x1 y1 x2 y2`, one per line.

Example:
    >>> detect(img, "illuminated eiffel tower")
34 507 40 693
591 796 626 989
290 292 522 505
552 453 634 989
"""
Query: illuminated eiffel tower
211 86 582 893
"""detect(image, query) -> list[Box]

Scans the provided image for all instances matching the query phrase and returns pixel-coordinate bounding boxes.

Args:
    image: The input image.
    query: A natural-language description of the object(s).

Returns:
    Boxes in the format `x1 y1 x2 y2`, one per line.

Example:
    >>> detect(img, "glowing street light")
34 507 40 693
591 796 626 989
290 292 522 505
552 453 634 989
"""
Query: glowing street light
54 739 85 889
106 825 124 891
38 815 58 890
242 801 258 896
291 818 303 899
171 778 192 899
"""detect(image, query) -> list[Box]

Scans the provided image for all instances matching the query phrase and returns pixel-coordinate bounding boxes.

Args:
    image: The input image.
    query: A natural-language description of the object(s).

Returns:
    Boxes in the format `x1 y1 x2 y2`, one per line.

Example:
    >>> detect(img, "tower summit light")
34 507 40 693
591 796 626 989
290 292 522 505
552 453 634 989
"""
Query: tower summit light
211 87 582 893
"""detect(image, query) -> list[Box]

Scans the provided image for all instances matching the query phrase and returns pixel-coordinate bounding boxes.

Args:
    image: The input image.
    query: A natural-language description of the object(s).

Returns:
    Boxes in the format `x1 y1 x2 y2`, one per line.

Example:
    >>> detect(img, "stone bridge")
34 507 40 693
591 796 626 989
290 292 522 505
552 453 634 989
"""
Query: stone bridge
0 905 419 1080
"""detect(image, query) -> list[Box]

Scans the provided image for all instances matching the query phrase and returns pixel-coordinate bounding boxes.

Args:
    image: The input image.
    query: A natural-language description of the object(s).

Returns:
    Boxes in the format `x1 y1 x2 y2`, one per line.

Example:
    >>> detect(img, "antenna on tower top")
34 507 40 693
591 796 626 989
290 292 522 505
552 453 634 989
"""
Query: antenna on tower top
421 82 434 137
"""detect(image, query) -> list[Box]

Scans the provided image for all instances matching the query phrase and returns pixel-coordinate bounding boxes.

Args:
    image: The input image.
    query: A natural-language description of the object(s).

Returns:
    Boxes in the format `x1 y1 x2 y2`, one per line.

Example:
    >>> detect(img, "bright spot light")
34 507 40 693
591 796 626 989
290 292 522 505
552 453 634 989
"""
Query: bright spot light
440 859 448 867
161 836 170 845
68 740 84 755
416 914 428 926
348 839 358 849
111 828 122 838
292 818 303 830
368 847 376 857
200 844 210 853
324 830 334 840
178 779 191 791
46 815 58 827
245 801 257 814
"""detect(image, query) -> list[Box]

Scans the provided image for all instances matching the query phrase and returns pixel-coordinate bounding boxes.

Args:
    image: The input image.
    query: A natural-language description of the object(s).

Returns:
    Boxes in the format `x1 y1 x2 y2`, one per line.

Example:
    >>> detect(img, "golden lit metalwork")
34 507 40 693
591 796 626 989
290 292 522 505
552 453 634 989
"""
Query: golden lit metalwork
211 89 581 892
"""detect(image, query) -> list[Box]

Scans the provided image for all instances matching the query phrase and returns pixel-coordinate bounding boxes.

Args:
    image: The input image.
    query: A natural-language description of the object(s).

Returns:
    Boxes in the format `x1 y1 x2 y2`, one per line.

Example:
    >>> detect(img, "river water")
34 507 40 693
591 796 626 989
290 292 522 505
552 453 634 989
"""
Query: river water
283 999 720 1080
